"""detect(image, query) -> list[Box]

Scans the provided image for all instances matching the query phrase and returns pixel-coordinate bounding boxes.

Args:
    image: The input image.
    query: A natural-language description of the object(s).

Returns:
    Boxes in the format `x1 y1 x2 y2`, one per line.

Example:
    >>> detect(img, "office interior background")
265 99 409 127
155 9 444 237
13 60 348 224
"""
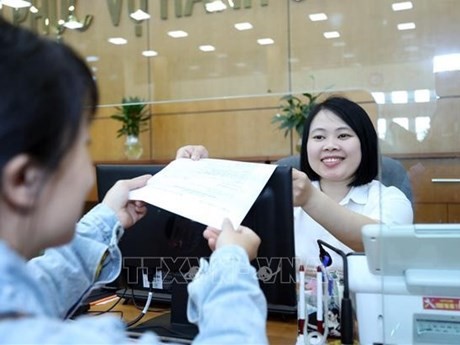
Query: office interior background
1 0 459 223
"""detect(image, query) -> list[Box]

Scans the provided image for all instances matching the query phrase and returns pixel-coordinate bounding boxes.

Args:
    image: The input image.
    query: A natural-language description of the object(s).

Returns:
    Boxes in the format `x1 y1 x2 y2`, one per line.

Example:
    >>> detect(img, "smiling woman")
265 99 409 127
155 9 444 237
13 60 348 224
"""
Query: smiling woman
306 110 363 190
301 97 378 189
293 96 413 271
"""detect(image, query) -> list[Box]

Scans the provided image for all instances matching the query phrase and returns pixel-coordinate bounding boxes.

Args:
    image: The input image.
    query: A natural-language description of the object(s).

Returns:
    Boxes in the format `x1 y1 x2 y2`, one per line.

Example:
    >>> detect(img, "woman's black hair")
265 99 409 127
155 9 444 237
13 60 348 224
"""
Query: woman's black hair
0 17 98 174
299 96 378 186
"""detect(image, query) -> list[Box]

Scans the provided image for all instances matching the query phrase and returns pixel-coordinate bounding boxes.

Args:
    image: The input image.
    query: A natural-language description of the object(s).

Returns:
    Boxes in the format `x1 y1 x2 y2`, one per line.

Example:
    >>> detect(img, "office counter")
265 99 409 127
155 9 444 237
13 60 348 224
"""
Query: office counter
89 299 348 344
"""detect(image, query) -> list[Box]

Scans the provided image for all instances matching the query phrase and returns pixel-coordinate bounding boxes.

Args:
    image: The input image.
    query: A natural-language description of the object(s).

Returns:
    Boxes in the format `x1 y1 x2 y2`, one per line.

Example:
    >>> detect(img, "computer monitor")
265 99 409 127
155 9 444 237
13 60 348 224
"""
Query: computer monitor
96 164 209 295
95 163 296 341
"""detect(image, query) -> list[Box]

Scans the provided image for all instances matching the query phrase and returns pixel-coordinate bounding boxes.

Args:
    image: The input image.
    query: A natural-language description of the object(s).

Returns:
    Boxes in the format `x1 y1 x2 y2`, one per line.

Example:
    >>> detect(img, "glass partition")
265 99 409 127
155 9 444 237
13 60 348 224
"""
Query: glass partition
2 1 459 343
2 1 458 154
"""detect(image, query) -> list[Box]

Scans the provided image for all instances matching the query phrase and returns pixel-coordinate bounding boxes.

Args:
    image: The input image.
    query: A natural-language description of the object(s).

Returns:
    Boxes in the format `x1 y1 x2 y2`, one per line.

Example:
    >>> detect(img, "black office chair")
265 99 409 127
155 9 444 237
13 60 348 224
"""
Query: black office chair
276 155 413 204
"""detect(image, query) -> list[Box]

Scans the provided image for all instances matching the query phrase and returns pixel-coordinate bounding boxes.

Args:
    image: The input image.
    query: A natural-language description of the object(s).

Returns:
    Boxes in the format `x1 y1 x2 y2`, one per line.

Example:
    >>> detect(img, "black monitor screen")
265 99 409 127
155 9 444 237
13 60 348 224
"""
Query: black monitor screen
95 163 296 340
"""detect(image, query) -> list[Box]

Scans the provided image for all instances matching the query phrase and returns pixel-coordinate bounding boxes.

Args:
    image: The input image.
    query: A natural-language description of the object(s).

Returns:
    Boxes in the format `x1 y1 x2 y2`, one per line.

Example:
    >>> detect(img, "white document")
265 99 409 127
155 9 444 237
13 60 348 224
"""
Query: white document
128 158 277 229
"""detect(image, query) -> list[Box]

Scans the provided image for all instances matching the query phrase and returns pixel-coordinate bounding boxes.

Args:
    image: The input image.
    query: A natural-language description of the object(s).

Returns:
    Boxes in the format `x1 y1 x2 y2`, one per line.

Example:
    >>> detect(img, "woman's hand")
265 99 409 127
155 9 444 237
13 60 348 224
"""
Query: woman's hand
102 174 151 229
175 145 209 160
203 219 261 261
292 168 314 207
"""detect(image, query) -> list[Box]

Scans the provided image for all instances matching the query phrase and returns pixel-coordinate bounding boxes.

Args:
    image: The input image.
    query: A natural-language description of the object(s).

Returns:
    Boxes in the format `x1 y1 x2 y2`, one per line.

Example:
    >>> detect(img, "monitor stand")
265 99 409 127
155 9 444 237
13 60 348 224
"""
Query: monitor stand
128 276 198 343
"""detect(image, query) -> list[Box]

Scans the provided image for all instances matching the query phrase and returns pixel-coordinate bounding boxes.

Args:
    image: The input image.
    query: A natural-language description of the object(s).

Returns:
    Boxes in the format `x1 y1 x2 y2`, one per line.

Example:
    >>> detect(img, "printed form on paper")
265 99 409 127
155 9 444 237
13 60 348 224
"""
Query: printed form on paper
128 158 277 229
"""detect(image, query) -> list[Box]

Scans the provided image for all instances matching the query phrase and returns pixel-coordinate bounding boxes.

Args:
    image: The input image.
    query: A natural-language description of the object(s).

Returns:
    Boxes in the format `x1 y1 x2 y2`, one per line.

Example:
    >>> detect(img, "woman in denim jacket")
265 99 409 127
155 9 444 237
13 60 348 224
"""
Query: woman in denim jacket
0 18 267 345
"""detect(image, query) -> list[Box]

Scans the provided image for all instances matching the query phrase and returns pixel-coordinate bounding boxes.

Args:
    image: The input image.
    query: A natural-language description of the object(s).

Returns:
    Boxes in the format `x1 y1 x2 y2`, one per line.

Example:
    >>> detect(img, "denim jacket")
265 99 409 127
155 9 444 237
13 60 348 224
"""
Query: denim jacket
0 203 268 344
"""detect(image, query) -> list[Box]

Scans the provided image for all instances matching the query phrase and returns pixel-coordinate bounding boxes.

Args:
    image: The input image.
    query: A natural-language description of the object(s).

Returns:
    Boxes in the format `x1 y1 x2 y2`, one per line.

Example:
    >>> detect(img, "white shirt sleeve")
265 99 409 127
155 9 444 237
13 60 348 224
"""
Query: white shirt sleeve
363 182 413 225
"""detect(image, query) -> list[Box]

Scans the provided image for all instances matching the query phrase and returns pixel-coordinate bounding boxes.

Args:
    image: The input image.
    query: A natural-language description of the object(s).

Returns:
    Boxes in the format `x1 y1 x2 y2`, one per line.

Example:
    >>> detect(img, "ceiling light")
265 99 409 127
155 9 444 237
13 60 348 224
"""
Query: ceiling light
371 92 386 104
1 0 31 8
63 22 83 30
86 56 99 62
205 0 226 12
108 37 127 45
199 45 215 52
130 9 150 21
414 89 430 103
257 38 274 45
142 50 158 57
309 13 327 21
377 119 387 139
391 90 408 104
433 53 460 73
167 30 188 38
63 15 84 29
234 22 253 31
393 117 409 130
392 1 413 11
323 31 340 39
397 22 416 31
415 116 430 141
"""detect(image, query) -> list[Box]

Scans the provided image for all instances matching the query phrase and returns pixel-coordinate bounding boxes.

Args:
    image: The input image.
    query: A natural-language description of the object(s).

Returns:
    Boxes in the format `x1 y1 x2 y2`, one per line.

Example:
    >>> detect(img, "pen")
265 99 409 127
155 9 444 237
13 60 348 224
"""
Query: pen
298 265 305 335
316 266 324 334
326 271 333 297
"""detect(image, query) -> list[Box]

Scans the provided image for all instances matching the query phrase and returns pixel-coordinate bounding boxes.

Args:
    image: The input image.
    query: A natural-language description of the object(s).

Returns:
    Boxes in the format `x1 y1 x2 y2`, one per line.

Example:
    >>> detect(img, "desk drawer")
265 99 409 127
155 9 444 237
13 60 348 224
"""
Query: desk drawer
405 158 460 203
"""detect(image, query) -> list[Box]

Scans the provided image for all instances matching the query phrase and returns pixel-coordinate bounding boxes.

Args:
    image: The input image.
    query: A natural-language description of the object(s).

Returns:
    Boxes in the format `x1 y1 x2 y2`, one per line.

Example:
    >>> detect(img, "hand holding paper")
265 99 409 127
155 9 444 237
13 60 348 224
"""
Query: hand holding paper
128 158 276 229
203 218 261 260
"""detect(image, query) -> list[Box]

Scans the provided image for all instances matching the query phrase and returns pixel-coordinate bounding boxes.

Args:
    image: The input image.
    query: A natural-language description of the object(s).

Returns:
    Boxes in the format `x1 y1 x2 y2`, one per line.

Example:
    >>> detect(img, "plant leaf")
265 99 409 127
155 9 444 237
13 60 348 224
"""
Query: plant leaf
111 96 150 136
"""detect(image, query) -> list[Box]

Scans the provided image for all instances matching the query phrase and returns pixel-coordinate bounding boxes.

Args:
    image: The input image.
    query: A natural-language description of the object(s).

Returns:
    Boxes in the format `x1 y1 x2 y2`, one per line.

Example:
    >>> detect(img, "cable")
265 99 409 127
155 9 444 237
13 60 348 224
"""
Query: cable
126 286 165 313
125 284 153 327
129 287 144 310
90 288 127 316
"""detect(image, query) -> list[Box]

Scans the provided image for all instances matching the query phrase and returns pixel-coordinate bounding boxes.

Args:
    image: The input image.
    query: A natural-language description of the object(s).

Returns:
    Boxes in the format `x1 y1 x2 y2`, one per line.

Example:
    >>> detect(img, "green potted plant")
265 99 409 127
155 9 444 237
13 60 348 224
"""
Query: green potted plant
271 92 321 139
111 96 150 159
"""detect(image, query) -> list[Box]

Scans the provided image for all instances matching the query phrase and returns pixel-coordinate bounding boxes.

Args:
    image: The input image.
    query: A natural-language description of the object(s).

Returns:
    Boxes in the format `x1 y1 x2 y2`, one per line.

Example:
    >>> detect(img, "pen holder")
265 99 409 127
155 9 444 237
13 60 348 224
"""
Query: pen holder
304 272 343 339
